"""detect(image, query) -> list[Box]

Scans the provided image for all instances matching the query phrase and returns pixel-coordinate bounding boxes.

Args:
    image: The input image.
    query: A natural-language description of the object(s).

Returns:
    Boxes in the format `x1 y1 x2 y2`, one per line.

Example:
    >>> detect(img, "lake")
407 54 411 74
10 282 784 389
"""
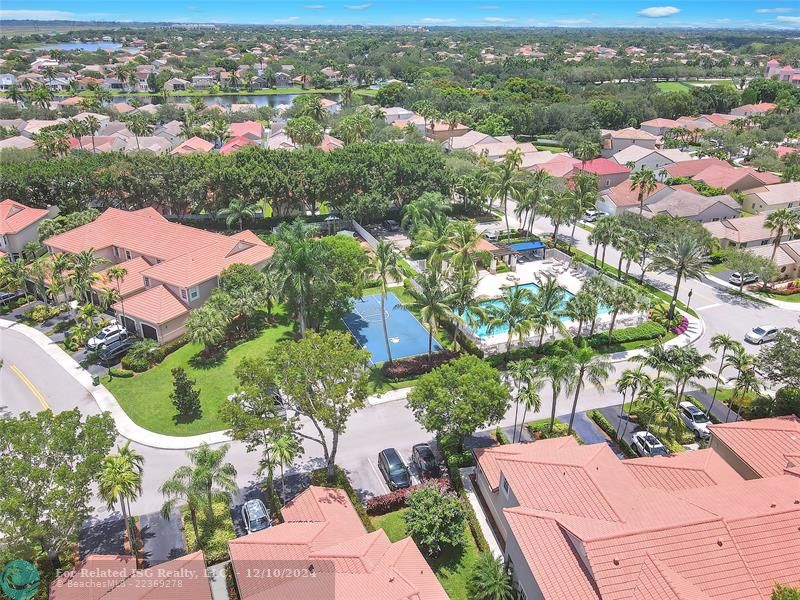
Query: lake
36 42 136 53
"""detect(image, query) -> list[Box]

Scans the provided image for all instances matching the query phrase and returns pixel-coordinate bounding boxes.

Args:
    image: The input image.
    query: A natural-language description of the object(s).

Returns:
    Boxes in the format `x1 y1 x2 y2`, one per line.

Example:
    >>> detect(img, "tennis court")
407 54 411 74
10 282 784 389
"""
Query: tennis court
342 292 442 364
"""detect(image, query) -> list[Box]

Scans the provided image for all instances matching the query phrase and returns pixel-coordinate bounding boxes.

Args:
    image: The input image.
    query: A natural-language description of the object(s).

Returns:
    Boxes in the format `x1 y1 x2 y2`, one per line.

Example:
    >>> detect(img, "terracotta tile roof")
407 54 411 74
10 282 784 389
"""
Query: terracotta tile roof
643 191 739 219
575 157 631 176
624 449 743 492
692 165 780 191
604 179 667 207
612 127 658 141
219 135 258 155
229 486 448 600
0 199 49 235
629 555 711 600
50 551 212 600
531 154 581 177
474 436 577 490
641 118 681 128
703 214 775 245
92 256 152 297
504 511 600 600
171 136 214 155
112 284 188 325
229 120 264 140
748 181 800 206
775 146 797 158
664 158 729 178
709 416 800 478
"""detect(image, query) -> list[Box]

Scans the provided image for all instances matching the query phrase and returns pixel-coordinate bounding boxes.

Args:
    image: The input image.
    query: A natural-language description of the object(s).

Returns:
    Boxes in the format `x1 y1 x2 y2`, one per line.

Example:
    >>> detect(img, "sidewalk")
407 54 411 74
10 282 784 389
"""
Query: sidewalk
705 274 800 312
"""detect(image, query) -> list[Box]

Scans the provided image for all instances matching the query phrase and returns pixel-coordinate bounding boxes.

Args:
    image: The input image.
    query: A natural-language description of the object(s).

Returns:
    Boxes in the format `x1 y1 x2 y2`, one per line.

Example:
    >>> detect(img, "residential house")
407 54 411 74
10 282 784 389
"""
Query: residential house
610 146 693 176
266 128 344 152
473 435 800 600
469 137 537 161
691 164 781 194
228 485 448 600
154 120 184 147
70 135 126 153
640 117 680 136
0 199 57 261
219 135 257 155
50 552 212 600
171 136 214 155
709 416 800 479
0 73 17 91
191 74 215 89
44 207 274 343
743 182 800 214
74 112 112 128
688 113 739 129
601 126 658 157
0 136 35 151
703 213 798 249
571 157 631 190
21 119 67 138
749 239 800 279
426 119 470 142
444 129 499 151
124 136 173 153
102 77 125 91
641 189 741 222
597 179 671 215
765 60 800 88
320 97 340 113
320 66 341 83
382 106 414 124
229 120 264 141
273 71 292 87
730 102 777 117
163 77 189 92
529 154 581 178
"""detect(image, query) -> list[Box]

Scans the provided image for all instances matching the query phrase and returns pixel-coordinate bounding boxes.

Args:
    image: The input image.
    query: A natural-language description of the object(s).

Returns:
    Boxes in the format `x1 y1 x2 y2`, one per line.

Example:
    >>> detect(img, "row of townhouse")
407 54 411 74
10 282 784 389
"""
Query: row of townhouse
472 415 800 600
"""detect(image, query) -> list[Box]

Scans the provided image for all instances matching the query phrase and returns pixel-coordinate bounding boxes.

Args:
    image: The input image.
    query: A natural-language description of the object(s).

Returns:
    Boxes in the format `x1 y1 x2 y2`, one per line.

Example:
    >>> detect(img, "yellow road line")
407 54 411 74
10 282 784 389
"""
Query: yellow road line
9 364 50 411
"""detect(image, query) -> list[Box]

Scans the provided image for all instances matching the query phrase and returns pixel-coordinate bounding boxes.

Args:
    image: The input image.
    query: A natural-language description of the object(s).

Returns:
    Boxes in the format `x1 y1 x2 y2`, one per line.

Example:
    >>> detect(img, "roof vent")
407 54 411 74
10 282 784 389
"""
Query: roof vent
717 539 723 547
771 503 777 508
613 558 620 566
308 564 314 574
794 500 799 505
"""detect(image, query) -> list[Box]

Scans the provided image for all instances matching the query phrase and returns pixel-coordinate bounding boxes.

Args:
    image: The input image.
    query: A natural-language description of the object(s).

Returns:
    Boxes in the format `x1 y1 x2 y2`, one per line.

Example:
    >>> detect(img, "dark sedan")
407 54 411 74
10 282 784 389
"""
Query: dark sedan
411 443 440 479
377 448 412 490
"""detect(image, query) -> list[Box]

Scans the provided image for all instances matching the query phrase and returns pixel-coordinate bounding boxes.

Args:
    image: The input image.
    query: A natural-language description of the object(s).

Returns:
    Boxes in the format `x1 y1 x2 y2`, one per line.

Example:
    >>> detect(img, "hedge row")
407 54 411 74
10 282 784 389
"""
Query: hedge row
309 466 374 533
365 478 451 516
120 335 189 372
108 367 134 378
585 321 667 346
588 410 637 458
381 350 460 379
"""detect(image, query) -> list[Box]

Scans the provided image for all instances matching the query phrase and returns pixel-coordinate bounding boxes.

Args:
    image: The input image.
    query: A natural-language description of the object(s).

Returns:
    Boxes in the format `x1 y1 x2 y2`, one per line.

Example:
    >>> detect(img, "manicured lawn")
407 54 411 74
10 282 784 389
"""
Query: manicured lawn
656 81 690 92
757 289 800 303
685 79 735 87
371 509 479 600
182 501 236 565
106 311 294 436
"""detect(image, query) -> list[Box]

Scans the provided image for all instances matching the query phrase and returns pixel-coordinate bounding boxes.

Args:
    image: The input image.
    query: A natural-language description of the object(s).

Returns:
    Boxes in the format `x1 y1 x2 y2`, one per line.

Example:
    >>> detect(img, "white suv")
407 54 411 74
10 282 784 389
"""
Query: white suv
87 322 126 351
679 401 711 440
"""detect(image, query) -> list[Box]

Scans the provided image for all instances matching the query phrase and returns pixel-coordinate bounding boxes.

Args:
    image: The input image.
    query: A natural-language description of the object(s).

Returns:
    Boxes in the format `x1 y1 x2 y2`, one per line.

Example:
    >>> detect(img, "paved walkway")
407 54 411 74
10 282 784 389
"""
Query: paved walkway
459 467 503 559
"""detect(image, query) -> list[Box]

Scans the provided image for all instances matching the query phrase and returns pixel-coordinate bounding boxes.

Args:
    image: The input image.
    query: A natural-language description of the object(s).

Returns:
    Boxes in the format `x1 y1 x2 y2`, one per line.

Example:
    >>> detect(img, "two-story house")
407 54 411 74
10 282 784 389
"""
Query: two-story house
44 207 273 343
0 199 58 261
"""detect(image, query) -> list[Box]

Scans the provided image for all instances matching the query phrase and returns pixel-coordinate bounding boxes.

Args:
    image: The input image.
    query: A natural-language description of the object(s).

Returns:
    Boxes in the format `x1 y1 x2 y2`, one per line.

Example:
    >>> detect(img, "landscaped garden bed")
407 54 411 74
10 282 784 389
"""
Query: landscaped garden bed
182 501 235 565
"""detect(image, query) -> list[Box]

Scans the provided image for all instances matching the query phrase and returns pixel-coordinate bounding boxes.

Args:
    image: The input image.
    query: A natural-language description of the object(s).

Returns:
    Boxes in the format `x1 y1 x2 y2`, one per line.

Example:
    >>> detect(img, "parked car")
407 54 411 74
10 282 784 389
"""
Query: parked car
241 498 271 534
484 230 499 243
377 448 411 490
96 333 135 365
87 322 126 351
411 443 440 479
679 401 711 440
0 290 23 306
383 219 400 232
583 208 602 222
745 325 779 345
728 272 758 286
631 431 669 457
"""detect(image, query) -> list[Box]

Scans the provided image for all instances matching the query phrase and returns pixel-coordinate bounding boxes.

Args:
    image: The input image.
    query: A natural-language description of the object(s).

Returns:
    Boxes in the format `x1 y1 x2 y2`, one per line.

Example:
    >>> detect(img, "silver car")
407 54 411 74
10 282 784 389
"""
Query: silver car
241 499 271 534
679 401 711 440
745 325 778 345
87 322 126 350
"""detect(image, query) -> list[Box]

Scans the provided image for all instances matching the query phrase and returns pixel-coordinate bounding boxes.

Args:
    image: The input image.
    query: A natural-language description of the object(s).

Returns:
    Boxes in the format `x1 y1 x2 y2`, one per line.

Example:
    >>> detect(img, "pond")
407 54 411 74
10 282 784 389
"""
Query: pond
36 42 135 52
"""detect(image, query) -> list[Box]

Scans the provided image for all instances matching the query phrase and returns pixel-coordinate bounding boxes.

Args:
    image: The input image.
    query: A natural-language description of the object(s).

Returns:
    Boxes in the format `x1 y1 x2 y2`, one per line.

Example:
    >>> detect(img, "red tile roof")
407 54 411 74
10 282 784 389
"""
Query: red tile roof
92 256 152 297
624 449 743 492
709 416 800 478
604 179 667 207
530 154 580 177
112 284 188 325
0 199 49 235
575 158 631 176
228 120 264 140
171 136 214 155
611 127 658 141
219 135 257 155
692 164 780 191
641 118 681 128
50 551 212 600
664 158 729 178
228 486 448 600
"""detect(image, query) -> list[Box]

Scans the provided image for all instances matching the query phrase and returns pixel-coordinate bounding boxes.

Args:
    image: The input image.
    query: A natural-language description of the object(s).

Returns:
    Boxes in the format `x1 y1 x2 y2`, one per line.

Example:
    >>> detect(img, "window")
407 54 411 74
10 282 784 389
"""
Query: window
143 276 150 288
501 476 510 498
180 288 188 300
189 286 199 301
112 246 120 258
761 240 769 246
125 250 132 260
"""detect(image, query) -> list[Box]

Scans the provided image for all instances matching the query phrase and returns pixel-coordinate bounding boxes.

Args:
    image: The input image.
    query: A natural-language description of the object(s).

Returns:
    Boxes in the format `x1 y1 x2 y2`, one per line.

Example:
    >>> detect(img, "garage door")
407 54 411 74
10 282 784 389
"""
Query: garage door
141 324 159 341
123 316 137 333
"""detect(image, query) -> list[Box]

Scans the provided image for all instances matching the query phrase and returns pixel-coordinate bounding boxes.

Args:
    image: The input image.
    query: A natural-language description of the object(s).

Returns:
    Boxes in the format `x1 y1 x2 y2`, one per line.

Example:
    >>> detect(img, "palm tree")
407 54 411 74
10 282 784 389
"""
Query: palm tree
402 266 451 364
567 344 614 435
616 366 650 441
83 115 101 153
604 285 641 343
650 235 710 320
508 358 534 442
444 110 463 149
272 238 329 336
186 306 227 355
508 359 543 443
633 340 670 378
561 291 597 338
482 286 535 351
538 354 576 434
575 141 600 169
218 199 258 231
566 174 598 252
543 191 574 249
340 83 354 106
664 345 714 402
106 266 128 323
467 552 514 600
448 268 485 351
273 433 301 504
588 216 619 269
98 442 143 553
28 257 51 308
447 220 490 275
1 259 30 302
29 84 53 110
723 347 759 422
630 167 658 216
368 241 403 364
6 84 25 105
764 208 800 262
486 151 525 234
285 116 323 147
707 334 743 418
126 114 153 151
65 118 87 149
70 249 108 307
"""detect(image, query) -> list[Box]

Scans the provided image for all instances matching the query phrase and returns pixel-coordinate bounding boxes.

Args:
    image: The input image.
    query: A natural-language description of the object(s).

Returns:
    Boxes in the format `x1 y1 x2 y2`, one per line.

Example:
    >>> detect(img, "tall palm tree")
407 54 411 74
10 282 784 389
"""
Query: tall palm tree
604 285 641 343
508 358 534 442
340 83 354 106
633 340 670 378
707 334 743 418
272 238 329 337
447 219 490 275
664 345 714 402
508 359 543 443
6 84 25 105
616 366 650 441
448 268 485 351
723 347 760 422
543 191 575 249
567 344 614 435
65 118 87 149
83 115 101 153
402 266 451 364
1 259 31 302
486 151 525 234
575 141 600 169
482 286 535 351
538 354 576 434
106 266 128 323
630 167 658 216
764 208 800 262
98 441 143 553
186 306 227 355
650 235 710 320
218 199 258 231
273 433 301 504
588 216 620 268
70 249 108 307
467 552 514 600
566 174 598 252
28 257 51 308
562 291 598 338
368 241 403 364
126 114 153 151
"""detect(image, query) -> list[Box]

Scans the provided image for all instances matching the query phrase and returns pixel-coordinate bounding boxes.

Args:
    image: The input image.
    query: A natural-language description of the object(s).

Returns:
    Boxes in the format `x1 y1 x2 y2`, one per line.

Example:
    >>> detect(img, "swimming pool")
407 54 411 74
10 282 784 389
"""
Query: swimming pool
464 282 610 338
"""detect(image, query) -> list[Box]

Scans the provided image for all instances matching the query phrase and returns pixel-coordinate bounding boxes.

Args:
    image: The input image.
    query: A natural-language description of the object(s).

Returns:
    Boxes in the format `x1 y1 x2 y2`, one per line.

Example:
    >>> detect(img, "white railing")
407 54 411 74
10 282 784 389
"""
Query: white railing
352 221 379 251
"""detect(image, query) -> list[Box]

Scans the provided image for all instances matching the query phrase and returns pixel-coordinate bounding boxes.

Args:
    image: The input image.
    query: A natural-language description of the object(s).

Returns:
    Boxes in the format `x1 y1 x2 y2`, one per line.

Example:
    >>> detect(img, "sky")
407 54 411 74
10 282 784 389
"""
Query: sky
2 1 800 29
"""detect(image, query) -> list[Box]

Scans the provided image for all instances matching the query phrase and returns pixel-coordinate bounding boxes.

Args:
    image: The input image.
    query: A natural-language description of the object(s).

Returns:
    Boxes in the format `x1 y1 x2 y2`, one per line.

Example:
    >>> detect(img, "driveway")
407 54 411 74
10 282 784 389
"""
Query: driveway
79 513 125 559
686 389 741 423
558 412 627 458
139 509 186 567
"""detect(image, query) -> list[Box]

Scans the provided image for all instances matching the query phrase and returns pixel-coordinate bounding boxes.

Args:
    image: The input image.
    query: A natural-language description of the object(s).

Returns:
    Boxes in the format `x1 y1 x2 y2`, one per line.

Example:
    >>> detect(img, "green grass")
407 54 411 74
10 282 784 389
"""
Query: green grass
656 81 691 92
756 289 800 303
533 144 567 153
371 509 479 600
367 369 420 394
685 79 736 88
182 501 235 565
106 310 294 436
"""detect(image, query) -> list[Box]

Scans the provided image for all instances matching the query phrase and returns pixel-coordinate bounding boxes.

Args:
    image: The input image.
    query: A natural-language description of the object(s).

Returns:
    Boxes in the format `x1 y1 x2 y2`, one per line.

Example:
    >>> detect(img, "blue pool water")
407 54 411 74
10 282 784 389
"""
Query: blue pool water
465 283 610 338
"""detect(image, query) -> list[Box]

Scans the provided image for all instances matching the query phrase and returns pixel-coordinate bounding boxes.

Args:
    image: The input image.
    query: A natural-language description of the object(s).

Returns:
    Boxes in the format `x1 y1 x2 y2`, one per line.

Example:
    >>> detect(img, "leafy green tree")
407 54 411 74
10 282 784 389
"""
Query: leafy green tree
285 115 323 147
0 409 116 567
186 304 228 356
407 355 511 450
723 248 768 293
773 585 800 600
467 552 515 600
170 367 202 421
218 198 258 231
757 329 800 388
269 331 370 481
403 484 466 557
765 208 800 263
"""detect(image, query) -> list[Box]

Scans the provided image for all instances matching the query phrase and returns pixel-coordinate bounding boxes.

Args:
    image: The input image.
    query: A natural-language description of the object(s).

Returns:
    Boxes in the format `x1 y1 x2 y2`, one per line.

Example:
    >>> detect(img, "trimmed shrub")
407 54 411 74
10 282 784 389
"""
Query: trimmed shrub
23 304 64 324
585 322 668 347
381 350 460 380
121 339 163 372
160 335 189 357
588 410 638 458
528 419 571 439
108 367 134 378
775 387 800 418
365 478 451 516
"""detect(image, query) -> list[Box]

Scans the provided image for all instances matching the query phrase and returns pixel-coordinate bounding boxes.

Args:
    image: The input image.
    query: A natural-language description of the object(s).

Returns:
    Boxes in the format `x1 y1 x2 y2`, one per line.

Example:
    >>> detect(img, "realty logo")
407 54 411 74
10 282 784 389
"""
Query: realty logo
0 560 40 600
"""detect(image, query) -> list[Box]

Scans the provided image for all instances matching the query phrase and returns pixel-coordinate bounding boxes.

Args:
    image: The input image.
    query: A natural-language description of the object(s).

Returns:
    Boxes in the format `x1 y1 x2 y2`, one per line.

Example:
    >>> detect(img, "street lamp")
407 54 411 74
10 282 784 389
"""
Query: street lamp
686 289 693 312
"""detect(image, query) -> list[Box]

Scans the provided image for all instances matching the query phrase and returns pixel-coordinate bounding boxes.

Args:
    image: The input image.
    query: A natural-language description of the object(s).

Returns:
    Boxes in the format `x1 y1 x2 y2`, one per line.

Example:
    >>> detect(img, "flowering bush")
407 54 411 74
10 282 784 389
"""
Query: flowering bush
381 351 459 379
365 478 451 516
672 316 689 335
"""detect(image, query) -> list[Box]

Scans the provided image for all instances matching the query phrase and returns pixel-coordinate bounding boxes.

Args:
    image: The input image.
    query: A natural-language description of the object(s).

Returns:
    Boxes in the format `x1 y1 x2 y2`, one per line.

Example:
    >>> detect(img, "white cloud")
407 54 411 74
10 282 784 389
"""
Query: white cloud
0 9 76 19
777 15 800 23
483 16 512 22
344 3 371 9
273 16 300 22
304 4 326 8
422 17 457 23
638 6 680 18
755 7 793 13
556 18 592 25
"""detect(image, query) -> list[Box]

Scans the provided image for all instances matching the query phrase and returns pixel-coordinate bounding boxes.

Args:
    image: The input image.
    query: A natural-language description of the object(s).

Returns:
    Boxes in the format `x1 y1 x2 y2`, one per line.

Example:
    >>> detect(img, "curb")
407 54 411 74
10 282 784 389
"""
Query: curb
1 318 233 450
705 274 800 312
